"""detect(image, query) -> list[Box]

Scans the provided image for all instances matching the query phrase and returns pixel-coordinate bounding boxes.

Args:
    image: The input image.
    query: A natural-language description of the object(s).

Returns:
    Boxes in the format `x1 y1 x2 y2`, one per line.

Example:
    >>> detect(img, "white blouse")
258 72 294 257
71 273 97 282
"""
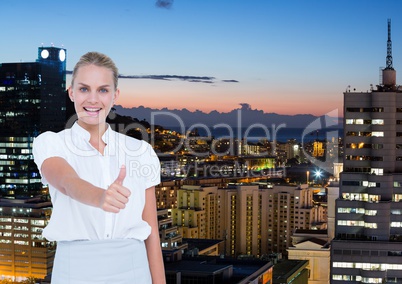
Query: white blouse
33 122 160 242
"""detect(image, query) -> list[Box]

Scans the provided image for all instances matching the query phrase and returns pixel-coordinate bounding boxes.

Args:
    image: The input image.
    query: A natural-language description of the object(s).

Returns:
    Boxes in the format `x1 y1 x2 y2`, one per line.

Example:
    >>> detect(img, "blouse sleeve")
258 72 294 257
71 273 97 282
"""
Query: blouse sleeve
33 131 67 185
142 141 161 189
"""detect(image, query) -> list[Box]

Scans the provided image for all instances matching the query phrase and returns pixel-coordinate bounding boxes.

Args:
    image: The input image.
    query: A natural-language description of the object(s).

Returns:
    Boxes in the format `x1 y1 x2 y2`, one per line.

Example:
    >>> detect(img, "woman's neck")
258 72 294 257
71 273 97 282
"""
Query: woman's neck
77 120 108 154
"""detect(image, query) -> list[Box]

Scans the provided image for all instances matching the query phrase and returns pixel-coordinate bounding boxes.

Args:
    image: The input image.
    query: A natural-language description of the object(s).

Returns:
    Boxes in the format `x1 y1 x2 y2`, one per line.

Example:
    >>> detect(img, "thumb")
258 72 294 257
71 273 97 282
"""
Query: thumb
114 165 126 185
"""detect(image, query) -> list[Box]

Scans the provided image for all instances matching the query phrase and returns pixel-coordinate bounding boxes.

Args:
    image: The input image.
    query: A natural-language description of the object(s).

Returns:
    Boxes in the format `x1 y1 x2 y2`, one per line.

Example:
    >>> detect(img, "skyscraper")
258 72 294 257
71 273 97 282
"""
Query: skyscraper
331 20 402 283
0 46 67 197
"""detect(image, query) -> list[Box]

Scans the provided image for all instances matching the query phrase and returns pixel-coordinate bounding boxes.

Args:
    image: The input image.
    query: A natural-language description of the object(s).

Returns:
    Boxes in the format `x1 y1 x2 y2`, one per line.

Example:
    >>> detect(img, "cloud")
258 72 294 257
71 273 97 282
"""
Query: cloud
155 0 173 9
119 74 215 83
66 70 237 84
239 103 252 111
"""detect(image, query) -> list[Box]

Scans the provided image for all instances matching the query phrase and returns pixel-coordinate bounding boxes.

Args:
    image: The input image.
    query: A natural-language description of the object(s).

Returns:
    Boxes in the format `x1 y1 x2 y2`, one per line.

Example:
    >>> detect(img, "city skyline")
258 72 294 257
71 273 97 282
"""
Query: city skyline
2 0 402 116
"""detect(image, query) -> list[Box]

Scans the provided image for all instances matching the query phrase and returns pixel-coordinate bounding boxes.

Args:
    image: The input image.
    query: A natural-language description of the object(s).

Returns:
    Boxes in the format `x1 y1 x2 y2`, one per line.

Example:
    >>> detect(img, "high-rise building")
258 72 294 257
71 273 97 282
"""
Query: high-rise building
331 19 402 283
172 185 220 239
266 184 325 256
0 46 68 197
219 185 268 258
172 183 324 258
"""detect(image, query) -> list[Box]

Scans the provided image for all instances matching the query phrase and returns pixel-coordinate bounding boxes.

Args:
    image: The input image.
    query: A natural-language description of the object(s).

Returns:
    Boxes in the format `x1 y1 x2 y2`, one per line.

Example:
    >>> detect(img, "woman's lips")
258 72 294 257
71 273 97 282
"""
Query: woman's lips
83 107 102 117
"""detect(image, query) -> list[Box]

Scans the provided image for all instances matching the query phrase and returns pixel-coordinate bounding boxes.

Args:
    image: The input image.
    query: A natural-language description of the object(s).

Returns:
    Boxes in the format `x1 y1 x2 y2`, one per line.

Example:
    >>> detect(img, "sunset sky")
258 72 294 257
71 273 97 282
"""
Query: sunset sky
2 0 402 117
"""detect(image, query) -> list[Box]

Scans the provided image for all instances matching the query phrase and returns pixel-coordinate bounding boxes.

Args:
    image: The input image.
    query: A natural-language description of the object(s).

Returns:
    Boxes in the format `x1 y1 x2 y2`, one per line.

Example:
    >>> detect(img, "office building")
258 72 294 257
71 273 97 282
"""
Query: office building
0 46 68 197
0 197 54 281
331 19 402 283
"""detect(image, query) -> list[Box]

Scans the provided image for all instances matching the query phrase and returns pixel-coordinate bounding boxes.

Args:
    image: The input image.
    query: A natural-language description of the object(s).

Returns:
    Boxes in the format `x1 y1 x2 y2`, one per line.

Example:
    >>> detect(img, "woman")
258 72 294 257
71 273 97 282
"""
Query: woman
33 52 166 283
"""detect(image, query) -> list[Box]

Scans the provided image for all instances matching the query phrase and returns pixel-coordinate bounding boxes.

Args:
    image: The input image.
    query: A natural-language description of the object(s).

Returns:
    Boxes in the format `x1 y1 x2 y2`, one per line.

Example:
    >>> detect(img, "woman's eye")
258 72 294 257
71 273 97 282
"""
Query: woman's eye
79 87 88 92
99 88 108 93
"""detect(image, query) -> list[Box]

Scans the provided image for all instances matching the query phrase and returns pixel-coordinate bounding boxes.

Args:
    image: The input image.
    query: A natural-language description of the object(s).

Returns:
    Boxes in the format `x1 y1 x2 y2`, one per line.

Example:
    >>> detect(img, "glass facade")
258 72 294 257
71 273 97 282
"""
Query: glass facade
0 47 67 197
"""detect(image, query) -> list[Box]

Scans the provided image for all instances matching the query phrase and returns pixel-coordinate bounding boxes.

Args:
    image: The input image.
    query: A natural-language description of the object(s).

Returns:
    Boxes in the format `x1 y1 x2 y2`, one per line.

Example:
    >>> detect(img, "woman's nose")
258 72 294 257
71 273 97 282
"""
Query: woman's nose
86 91 98 102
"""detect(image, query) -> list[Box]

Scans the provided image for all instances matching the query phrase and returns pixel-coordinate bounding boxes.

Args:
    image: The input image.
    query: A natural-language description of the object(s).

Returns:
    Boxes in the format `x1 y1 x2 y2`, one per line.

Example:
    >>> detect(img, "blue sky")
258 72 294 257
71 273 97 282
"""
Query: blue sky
2 0 402 116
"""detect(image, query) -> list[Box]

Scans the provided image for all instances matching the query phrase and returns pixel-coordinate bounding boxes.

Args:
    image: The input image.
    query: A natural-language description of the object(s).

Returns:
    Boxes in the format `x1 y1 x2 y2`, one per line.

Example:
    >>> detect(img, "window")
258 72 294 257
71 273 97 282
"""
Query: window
342 181 361 186
346 107 384 112
364 223 378 229
372 119 384 125
372 132 384 137
371 168 383 175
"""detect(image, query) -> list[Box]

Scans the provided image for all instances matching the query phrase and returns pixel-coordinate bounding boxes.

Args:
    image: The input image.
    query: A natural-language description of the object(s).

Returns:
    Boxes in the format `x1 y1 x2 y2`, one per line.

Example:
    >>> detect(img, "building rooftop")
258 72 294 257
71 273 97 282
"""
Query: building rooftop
294 229 327 235
296 238 329 247
165 256 272 283
183 238 223 252
273 259 309 282
0 196 52 208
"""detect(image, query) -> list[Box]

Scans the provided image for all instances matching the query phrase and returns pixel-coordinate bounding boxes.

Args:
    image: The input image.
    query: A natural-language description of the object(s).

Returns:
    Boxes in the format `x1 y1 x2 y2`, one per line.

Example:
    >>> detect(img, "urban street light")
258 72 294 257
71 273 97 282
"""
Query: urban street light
314 169 323 185
306 171 309 185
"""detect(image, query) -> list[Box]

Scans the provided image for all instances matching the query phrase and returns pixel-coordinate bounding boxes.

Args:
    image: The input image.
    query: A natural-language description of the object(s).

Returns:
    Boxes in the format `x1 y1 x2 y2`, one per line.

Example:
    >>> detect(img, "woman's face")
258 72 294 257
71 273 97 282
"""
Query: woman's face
68 64 119 130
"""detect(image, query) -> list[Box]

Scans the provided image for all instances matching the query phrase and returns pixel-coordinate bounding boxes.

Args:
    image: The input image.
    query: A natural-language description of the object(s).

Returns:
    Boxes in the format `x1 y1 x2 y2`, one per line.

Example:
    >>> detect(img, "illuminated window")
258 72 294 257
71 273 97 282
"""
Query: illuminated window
372 119 384 125
337 220 364 226
364 223 377 229
371 168 383 175
372 132 384 137
333 262 353 268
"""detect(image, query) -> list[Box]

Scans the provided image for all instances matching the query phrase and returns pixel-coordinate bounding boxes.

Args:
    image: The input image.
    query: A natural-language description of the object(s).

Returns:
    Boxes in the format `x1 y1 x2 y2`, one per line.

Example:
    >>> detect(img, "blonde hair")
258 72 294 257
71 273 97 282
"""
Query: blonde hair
71 51 119 89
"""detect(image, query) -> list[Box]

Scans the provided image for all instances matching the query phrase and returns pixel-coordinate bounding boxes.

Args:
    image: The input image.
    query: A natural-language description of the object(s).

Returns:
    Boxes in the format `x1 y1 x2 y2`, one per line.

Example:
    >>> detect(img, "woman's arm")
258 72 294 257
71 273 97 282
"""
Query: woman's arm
143 186 166 284
41 157 130 213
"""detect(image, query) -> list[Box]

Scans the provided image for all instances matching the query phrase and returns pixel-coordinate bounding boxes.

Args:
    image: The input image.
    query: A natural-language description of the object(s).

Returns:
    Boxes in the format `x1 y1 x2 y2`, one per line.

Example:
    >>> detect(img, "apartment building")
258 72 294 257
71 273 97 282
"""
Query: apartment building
267 185 325 256
172 183 324 258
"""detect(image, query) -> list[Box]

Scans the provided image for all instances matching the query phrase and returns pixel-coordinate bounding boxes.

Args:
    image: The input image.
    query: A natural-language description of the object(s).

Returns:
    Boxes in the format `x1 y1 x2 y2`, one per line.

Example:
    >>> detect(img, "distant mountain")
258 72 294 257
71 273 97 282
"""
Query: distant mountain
113 104 342 130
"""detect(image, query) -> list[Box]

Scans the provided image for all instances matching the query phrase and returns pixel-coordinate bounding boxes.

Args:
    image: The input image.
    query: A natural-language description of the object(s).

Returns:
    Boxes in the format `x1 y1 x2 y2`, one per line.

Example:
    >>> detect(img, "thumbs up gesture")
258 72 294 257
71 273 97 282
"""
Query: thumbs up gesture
100 165 131 213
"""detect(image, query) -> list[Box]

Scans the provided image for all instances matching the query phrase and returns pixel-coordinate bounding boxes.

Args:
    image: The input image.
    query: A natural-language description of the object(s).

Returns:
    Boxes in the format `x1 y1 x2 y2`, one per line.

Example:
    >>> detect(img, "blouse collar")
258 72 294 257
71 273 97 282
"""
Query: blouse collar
71 122 113 145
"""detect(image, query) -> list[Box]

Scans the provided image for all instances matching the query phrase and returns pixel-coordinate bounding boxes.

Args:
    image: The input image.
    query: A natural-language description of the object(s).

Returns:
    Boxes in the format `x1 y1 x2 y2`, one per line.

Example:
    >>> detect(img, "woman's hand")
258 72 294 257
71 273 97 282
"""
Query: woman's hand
100 165 131 213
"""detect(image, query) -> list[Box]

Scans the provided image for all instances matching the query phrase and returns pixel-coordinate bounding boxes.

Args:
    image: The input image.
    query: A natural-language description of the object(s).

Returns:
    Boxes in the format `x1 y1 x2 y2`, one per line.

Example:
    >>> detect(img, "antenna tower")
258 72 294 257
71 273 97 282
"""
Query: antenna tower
386 18 393 70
